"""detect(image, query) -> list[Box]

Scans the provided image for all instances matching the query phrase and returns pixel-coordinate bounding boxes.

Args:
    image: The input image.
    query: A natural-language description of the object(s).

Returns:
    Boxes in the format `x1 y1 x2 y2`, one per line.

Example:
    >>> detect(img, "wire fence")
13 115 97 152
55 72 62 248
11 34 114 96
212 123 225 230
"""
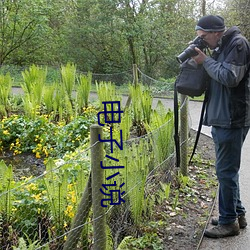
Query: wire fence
0 64 175 97
0 65 190 249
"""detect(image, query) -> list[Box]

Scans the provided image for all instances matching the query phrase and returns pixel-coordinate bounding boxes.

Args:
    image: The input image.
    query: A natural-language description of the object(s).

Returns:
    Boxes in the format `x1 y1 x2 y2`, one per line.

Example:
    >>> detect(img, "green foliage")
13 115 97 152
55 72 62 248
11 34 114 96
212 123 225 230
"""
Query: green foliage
43 84 56 113
145 100 174 164
119 109 132 141
13 235 47 250
61 63 76 101
0 0 52 65
21 65 47 118
12 176 49 240
106 138 152 226
96 81 122 109
178 173 192 189
0 161 14 222
129 84 153 125
43 159 68 230
117 233 163 250
0 109 97 157
76 72 92 110
157 182 171 204
0 73 12 116
0 71 182 248
0 0 227 77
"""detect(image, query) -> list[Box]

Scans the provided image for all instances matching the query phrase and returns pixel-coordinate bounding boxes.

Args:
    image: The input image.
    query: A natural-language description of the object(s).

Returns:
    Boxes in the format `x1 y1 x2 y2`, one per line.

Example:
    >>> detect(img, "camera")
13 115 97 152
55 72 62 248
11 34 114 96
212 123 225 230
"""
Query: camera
176 36 208 64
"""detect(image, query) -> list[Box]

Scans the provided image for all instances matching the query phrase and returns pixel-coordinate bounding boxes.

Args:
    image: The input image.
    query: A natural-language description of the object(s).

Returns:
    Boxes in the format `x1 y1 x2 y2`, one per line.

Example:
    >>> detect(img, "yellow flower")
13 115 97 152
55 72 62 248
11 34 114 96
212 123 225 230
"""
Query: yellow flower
12 207 17 212
36 152 41 159
3 130 9 135
26 183 37 191
42 147 49 157
65 205 74 218
71 195 76 204
32 193 42 201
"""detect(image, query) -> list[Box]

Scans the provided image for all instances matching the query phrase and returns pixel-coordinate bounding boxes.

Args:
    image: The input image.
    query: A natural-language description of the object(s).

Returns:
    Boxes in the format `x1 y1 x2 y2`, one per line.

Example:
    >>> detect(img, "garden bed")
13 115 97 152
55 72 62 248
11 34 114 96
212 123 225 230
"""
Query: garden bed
161 131 217 250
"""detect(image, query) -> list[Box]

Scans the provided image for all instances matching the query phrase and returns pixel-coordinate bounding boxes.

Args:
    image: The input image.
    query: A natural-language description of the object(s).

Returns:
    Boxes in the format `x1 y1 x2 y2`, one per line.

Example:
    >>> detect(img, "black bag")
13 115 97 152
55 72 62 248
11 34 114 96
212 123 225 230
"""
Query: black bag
175 58 208 97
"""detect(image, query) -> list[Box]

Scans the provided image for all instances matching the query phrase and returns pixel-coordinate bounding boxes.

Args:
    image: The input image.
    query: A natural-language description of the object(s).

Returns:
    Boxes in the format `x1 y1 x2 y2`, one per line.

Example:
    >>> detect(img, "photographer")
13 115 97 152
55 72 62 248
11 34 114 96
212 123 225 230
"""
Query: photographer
192 15 250 238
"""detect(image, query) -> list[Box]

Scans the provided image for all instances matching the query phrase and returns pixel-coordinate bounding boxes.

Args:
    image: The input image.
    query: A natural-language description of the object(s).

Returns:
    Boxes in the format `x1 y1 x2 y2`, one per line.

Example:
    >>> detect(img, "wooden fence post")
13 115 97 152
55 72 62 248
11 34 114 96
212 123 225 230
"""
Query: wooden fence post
133 63 138 86
63 174 92 250
125 64 138 109
91 124 106 250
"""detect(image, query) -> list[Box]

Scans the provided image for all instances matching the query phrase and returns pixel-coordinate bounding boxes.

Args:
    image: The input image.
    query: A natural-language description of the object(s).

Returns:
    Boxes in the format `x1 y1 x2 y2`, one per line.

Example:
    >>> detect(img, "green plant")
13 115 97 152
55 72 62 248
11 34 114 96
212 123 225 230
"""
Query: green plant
178 172 193 189
157 182 171 203
43 84 56 114
21 65 47 118
172 190 180 210
76 72 92 111
0 161 15 222
0 108 97 158
129 83 152 127
145 100 174 164
13 233 49 250
106 139 152 226
96 81 122 110
43 159 69 226
60 62 76 102
12 177 49 241
0 73 12 117
117 233 163 249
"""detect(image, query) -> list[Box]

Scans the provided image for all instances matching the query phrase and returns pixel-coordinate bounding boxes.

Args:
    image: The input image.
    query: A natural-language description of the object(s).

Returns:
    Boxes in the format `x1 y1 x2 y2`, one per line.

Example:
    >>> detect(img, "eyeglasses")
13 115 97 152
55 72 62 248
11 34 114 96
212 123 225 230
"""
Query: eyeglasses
198 32 214 40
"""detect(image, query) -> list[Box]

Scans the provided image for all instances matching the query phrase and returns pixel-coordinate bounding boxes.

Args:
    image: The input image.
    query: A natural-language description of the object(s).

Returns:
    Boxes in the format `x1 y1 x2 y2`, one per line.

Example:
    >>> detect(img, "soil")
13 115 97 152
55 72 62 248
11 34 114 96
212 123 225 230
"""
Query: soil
111 129 217 250
0 152 45 180
159 130 217 250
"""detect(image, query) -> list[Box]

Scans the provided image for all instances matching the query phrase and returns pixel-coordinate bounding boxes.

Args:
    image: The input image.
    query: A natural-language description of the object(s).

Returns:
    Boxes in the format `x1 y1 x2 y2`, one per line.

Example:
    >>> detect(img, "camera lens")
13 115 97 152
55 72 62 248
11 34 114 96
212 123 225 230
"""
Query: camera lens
176 45 198 63
176 37 208 63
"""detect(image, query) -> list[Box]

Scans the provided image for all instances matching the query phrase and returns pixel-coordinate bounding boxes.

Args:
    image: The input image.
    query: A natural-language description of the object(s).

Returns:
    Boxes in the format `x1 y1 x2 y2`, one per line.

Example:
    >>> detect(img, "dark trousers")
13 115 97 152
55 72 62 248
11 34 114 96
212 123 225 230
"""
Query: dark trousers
211 126 249 225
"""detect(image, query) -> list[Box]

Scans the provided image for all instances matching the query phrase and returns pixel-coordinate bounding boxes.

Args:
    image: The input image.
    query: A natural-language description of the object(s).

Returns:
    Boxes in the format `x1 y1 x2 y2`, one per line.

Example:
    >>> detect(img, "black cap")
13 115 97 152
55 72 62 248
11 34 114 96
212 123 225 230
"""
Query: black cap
195 15 225 32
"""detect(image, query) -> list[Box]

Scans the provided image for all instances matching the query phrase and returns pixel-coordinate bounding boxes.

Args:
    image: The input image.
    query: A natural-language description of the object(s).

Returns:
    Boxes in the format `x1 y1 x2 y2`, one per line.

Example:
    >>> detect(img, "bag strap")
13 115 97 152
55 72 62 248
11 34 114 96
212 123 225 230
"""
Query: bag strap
174 80 180 168
174 80 208 168
188 91 208 164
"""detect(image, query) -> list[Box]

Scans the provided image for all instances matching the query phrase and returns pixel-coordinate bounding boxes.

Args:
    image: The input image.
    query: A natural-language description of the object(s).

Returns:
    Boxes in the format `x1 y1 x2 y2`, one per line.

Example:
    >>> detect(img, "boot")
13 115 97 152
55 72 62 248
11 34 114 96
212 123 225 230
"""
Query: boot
204 222 240 238
211 214 247 229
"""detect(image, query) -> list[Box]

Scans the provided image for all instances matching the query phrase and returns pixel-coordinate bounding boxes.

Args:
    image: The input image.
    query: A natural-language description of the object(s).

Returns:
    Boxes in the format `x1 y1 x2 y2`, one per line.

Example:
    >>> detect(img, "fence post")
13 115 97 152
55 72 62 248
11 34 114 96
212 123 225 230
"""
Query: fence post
133 64 138 86
125 64 138 109
180 94 188 176
63 174 92 250
91 124 106 250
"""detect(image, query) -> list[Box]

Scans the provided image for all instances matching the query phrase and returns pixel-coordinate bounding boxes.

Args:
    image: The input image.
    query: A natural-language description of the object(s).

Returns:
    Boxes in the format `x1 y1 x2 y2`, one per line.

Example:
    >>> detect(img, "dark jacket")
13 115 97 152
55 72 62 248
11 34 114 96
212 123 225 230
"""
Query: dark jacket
203 26 250 128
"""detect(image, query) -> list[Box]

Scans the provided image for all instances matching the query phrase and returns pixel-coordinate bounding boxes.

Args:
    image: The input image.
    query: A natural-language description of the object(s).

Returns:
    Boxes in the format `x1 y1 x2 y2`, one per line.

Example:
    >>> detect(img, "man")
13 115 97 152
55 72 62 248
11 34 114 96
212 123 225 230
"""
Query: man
192 15 250 238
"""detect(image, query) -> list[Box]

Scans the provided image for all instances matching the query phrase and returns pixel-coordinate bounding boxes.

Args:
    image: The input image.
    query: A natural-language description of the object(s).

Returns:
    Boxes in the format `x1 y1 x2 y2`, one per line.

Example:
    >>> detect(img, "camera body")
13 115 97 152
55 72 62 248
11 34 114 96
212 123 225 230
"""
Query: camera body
176 36 208 64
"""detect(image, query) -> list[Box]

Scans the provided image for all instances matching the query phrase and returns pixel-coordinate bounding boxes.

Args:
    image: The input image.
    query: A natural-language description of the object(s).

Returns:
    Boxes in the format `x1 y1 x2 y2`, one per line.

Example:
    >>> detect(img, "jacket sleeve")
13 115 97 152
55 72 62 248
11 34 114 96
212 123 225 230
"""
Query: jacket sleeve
203 38 250 87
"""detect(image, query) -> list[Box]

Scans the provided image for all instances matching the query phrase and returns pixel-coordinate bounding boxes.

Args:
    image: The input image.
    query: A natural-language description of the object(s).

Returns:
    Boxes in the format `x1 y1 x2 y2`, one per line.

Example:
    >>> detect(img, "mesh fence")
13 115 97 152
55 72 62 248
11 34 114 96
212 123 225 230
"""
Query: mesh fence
0 66 190 249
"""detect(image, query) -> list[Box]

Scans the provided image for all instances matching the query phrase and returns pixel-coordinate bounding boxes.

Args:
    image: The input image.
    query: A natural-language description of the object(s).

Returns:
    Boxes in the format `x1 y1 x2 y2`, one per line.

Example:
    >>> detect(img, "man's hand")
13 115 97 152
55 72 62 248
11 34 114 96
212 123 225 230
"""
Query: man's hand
192 47 207 64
